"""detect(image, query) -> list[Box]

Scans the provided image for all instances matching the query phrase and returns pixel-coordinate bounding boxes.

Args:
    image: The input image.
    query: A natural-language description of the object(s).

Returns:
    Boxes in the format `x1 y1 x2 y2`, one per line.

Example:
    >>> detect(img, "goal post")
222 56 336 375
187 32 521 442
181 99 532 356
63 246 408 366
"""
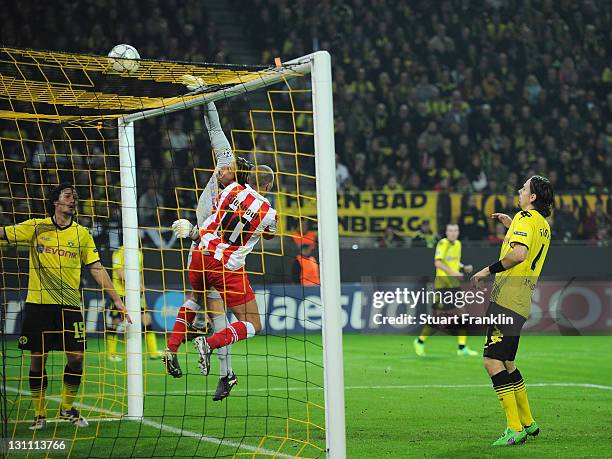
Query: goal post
121 50 346 455
311 51 346 459
117 118 144 420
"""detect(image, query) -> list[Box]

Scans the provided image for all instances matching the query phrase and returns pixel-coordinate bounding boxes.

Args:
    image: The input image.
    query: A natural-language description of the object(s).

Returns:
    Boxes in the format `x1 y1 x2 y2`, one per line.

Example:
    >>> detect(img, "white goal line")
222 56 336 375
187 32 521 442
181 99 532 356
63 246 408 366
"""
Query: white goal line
4 386 300 459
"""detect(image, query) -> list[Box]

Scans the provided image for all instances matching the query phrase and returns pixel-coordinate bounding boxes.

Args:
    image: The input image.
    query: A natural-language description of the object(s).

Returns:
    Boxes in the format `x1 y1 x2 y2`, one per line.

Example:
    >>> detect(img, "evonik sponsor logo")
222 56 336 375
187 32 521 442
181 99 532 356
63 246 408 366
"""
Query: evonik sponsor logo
36 244 77 258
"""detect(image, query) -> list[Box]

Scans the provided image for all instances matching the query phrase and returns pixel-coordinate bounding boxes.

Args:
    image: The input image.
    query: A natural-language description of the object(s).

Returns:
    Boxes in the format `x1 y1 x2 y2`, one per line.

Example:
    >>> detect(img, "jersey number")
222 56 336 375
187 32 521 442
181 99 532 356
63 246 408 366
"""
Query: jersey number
220 210 252 245
73 321 85 339
531 244 545 271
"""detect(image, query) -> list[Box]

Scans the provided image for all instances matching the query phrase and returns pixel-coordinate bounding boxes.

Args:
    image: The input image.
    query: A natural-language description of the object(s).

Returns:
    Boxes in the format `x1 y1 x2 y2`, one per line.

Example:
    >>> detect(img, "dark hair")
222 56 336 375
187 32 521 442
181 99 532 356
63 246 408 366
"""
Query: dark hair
47 182 76 216
235 156 255 186
529 175 554 217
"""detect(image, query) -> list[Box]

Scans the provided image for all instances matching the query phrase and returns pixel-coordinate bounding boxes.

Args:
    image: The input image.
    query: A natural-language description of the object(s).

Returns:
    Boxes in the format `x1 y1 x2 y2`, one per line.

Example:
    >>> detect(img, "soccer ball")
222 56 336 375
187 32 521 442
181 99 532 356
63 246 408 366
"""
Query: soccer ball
108 44 140 73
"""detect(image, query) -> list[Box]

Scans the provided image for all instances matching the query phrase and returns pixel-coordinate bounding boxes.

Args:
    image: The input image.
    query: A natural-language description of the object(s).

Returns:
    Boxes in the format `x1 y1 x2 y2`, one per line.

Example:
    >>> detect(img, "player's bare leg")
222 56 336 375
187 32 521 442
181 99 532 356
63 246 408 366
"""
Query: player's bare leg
193 298 261 376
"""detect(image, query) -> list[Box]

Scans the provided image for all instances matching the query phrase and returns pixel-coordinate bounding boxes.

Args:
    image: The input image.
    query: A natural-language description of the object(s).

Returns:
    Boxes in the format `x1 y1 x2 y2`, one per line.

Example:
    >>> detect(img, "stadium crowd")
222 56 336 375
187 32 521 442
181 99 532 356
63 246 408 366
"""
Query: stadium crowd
1 0 610 245
239 0 611 191
236 0 611 243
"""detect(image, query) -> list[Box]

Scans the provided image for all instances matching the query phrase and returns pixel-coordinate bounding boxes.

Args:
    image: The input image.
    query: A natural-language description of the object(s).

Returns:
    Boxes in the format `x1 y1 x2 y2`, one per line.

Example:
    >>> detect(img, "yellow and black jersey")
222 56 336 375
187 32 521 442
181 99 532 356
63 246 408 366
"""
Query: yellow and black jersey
491 210 551 318
434 238 462 289
3 217 99 306
111 245 143 298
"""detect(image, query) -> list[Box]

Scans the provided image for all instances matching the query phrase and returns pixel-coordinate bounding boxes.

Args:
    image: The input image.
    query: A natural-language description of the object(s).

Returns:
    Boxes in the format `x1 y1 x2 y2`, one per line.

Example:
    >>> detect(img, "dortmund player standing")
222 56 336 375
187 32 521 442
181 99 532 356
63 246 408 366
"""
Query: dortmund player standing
106 245 161 362
414 223 477 356
471 176 554 446
0 184 130 430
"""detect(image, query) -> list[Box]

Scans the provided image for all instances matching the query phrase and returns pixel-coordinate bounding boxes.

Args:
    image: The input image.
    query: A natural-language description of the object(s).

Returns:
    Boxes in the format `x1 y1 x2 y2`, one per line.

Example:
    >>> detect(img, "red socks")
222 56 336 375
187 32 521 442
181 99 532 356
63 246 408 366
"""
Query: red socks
207 321 255 350
167 306 196 352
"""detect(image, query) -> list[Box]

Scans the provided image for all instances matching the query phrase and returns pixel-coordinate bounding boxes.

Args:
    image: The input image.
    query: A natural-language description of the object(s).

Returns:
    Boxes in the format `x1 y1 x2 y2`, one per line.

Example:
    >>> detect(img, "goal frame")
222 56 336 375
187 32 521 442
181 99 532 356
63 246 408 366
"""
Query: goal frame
118 51 346 457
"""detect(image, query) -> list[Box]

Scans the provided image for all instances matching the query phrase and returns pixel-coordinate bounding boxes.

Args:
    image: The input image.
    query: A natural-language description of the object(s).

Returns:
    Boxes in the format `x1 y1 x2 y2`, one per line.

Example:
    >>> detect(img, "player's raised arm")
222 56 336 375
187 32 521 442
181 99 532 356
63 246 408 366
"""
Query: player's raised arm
181 74 233 171
492 213 512 228
203 102 232 161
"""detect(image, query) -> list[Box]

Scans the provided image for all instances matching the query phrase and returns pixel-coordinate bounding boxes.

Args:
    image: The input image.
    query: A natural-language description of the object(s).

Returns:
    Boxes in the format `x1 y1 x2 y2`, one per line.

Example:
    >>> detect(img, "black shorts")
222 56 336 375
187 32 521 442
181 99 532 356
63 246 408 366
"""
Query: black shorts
18 303 86 353
483 302 527 361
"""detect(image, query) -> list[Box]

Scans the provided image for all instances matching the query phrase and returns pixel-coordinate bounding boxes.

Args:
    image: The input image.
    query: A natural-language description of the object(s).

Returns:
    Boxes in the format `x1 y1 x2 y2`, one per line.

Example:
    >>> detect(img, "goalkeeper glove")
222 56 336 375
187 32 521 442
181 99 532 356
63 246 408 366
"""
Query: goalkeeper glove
235 156 256 186
172 219 199 241
180 74 207 92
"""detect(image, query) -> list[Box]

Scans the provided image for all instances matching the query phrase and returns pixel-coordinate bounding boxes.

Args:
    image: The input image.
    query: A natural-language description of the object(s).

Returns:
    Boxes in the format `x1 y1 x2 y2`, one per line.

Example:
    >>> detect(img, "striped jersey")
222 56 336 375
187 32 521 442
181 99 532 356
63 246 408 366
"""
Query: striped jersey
198 182 277 270
196 149 234 227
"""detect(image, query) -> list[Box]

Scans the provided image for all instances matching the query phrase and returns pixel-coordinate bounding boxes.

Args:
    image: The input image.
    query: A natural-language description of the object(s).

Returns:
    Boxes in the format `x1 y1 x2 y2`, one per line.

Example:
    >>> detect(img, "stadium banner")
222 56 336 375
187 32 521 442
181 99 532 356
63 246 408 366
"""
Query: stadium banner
277 191 438 236
3 280 611 336
448 193 611 232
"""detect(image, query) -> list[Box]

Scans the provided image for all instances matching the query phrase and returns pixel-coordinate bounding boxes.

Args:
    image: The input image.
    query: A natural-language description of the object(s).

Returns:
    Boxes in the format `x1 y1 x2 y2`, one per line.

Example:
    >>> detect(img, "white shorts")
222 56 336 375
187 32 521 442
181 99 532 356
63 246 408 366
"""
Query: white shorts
188 241 221 300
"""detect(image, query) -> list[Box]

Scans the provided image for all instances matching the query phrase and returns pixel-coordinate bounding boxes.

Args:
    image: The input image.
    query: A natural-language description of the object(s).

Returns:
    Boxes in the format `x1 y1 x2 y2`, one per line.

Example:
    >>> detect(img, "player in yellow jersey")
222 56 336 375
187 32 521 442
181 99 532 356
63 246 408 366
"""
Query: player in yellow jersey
471 175 554 446
106 245 162 362
414 223 477 356
0 184 131 430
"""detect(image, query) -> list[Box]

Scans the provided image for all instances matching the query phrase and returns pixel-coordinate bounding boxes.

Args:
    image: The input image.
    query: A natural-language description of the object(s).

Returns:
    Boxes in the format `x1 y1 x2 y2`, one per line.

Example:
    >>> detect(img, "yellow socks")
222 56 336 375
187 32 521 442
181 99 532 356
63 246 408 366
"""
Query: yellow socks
107 333 118 356
491 370 522 432
145 331 159 355
418 325 432 342
29 369 48 417
61 364 82 411
509 369 534 426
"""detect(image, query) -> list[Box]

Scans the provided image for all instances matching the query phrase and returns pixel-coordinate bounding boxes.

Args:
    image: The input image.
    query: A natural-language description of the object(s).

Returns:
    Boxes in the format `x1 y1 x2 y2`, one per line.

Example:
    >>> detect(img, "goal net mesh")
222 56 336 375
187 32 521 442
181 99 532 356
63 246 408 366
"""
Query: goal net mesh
0 47 325 458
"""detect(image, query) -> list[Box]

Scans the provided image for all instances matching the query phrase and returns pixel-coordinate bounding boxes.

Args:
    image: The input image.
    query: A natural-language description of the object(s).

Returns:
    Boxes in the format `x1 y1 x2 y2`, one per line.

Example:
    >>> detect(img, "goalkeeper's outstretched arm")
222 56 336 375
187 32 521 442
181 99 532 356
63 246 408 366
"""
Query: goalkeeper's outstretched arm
195 100 235 226
203 101 233 164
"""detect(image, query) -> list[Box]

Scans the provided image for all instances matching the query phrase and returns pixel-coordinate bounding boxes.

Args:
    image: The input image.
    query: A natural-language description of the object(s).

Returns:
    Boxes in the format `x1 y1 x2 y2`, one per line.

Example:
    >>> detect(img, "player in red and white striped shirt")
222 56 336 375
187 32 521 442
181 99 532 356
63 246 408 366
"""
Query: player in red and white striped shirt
170 165 277 376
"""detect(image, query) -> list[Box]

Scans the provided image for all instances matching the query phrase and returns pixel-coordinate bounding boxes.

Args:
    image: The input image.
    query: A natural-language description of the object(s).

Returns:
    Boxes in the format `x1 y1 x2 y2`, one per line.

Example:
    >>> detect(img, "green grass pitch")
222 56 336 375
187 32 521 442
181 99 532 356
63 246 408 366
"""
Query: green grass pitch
2 335 611 458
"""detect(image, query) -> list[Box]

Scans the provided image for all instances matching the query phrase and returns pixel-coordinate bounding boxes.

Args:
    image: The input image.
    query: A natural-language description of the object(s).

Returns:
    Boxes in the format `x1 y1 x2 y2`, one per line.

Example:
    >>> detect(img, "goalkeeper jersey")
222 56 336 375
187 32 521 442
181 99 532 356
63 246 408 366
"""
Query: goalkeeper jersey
434 238 462 289
491 209 551 318
199 182 277 270
3 217 100 306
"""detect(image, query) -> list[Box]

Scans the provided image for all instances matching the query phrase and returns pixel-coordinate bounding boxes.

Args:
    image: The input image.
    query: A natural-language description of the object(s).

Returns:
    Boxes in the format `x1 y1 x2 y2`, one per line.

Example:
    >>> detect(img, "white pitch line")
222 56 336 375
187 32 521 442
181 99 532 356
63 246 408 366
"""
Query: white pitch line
10 417 121 425
5 386 299 459
10 382 612 401
135 381 612 395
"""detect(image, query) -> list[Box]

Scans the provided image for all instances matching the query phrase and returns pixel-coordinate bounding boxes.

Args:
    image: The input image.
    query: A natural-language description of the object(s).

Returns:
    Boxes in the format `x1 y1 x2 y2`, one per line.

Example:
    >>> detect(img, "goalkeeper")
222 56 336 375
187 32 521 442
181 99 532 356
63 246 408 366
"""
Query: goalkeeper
163 76 253 401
